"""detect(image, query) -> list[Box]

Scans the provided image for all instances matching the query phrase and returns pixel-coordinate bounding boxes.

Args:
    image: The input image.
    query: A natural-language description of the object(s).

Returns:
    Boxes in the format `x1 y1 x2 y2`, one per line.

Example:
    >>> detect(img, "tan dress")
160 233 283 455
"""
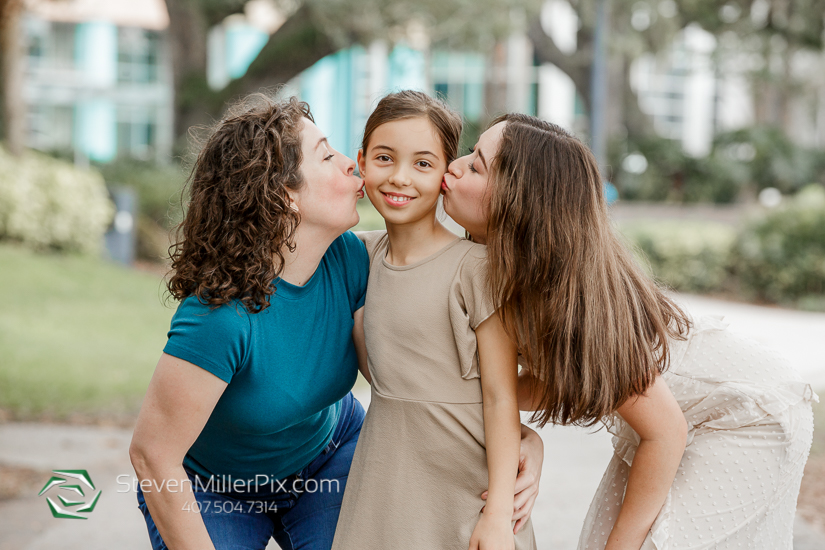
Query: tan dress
332 231 536 550
579 315 818 550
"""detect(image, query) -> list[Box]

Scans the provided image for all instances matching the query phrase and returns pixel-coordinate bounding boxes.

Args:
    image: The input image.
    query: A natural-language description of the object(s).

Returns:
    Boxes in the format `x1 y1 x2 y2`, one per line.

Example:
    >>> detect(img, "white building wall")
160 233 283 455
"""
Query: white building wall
715 73 753 131
538 64 576 131
366 40 389 107
505 32 533 113
681 25 716 156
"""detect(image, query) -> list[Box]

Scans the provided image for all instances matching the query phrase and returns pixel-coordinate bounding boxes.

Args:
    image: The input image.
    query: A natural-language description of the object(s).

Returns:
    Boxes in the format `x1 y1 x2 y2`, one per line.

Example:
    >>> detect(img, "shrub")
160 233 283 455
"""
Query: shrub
611 126 825 204
618 219 736 293
715 127 825 194
611 136 748 204
0 147 113 253
731 185 825 307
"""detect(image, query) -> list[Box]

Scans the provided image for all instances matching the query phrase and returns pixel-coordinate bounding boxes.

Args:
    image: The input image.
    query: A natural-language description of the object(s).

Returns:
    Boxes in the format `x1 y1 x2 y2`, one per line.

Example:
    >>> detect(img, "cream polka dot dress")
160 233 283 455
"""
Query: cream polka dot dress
578 315 818 550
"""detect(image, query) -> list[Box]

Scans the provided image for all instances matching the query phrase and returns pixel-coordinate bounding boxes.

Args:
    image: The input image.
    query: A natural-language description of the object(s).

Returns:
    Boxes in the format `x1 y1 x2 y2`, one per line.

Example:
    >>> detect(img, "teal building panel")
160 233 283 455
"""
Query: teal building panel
75 100 117 162
74 21 117 86
226 25 269 79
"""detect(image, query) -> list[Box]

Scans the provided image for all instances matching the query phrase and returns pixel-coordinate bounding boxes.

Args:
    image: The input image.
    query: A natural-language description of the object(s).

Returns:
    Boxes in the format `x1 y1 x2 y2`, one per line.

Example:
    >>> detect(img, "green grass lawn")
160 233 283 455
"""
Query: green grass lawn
0 211 387 421
0 243 174 420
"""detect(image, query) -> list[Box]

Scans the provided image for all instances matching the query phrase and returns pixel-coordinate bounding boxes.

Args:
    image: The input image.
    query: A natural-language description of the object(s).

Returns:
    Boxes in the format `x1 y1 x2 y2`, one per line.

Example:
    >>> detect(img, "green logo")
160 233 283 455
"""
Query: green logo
38 470 102 519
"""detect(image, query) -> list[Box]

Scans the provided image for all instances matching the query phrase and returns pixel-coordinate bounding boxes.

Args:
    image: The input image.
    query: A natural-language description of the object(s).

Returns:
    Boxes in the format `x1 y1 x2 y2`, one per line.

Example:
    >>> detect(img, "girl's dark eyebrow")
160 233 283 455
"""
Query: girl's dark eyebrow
373 144 436 158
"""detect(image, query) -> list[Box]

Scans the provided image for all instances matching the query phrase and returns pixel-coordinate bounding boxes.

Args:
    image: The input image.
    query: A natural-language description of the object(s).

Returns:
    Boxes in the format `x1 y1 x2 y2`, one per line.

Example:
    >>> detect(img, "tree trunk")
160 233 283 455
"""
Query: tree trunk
484 41 508 117
220 4 337 103
0 0 25 155
527 19 592 112
779 46 794 134
529 18 652 141
606 50 625 139
165 0 210 141
166 2 338 143
619 53 652 139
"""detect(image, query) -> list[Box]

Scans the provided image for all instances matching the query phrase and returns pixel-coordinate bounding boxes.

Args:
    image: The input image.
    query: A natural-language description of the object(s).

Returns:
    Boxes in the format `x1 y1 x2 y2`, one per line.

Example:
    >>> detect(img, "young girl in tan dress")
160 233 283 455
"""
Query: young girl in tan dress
331 92 536 550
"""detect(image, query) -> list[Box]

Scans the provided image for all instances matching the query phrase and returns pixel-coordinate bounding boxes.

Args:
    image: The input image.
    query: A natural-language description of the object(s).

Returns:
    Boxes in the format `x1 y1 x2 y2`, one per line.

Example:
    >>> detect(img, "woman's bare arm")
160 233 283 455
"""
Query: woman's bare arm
512 425 543 533
129 353 228 550
605 375 688 550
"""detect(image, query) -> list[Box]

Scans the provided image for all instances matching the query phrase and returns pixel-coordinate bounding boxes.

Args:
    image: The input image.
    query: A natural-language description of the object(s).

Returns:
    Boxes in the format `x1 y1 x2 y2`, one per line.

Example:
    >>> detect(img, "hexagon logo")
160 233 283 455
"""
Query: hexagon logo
38 470 102 519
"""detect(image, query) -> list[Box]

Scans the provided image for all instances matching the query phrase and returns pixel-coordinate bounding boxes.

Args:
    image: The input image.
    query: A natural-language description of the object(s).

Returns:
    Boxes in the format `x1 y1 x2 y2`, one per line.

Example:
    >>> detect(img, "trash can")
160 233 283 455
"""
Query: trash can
104 186 137 265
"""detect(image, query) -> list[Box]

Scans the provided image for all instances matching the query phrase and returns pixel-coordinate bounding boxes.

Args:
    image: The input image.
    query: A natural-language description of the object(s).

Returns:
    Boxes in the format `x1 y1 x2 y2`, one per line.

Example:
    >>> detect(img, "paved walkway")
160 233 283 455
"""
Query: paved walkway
674 294 825 390
0 294 823 550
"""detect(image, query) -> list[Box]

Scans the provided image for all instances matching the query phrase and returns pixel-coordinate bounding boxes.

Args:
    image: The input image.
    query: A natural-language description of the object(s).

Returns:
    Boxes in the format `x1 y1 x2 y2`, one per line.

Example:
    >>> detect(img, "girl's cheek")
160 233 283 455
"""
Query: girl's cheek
471 181 487 210
366 171 384 191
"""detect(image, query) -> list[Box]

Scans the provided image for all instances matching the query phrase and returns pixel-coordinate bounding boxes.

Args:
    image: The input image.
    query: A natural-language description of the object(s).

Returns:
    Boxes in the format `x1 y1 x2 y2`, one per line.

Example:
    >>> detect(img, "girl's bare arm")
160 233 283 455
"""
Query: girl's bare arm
471 313 521 549
606 375 688 550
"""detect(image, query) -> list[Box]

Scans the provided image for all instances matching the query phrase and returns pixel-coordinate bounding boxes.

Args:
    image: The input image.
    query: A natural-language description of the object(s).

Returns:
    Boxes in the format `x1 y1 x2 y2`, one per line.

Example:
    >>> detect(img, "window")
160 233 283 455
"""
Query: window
431 50 487 123
25 20 75 71
117 106 156 160
117 28 160 83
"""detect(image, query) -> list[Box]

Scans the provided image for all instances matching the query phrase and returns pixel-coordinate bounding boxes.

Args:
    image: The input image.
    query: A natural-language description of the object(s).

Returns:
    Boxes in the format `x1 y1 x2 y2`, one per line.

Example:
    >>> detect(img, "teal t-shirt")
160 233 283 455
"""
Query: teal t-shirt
163 231 369 484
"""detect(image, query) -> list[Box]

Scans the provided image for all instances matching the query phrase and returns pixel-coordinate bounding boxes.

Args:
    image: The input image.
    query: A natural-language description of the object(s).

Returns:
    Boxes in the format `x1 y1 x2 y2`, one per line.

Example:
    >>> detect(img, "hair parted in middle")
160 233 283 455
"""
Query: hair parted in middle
361 90 463 163
485 113 691 428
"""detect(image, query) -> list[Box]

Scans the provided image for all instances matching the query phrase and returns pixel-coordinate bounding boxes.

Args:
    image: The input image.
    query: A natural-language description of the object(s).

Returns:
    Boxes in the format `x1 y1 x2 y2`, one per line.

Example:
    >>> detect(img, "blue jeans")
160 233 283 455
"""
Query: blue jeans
137 391 365 550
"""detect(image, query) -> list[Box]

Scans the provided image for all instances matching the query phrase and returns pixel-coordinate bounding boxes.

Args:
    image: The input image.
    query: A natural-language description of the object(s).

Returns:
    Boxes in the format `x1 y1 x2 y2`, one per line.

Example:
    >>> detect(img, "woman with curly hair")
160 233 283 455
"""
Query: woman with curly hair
128 94 544 550
441 114 817 550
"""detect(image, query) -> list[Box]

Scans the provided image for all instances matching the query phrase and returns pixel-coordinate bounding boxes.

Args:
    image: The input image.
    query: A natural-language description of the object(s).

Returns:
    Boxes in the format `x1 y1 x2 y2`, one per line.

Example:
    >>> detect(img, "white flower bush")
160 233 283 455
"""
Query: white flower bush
0 147 114 253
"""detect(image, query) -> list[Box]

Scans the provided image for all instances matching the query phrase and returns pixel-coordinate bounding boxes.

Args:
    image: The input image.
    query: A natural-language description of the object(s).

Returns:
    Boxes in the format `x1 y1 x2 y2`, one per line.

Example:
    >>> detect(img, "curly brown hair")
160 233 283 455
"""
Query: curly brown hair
167 94 312 313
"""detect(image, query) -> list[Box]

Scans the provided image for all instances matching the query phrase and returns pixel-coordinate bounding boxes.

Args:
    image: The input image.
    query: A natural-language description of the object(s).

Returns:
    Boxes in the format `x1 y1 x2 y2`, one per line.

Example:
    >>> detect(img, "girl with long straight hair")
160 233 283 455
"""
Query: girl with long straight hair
441 113 818 550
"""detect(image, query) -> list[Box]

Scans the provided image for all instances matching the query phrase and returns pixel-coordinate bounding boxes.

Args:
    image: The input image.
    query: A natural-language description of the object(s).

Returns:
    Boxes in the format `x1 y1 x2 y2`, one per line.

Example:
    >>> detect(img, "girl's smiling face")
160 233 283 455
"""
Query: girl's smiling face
441 121 506 243
358 117 448 227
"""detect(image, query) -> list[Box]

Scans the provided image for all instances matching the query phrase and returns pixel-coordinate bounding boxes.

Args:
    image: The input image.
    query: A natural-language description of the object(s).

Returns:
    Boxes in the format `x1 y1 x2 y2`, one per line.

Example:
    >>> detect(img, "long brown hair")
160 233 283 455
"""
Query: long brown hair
486 114 691 427
362 90 462 163
167 94 311 313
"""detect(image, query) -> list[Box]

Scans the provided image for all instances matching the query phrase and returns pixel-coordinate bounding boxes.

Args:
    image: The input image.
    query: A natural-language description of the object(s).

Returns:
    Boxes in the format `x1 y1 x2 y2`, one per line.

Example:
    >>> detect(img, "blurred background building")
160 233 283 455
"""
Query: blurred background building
15 0 825 167
22 0 173 164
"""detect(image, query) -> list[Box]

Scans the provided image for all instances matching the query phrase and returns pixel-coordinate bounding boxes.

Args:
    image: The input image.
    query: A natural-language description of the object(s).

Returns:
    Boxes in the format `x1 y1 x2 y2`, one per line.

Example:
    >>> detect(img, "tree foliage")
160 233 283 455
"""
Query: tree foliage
169 0 539 143
530 0 825 139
